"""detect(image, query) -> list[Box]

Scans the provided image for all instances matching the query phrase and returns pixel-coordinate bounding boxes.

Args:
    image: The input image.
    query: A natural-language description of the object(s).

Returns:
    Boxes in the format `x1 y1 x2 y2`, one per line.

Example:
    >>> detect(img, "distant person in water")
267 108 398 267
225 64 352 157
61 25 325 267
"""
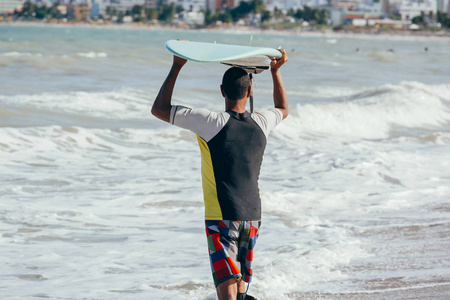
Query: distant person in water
152 49 288 300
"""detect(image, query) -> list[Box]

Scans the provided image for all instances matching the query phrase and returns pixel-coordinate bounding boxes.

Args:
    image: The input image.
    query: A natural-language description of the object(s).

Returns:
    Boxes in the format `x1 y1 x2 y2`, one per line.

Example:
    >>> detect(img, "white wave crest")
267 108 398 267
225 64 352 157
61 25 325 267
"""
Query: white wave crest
274 81 450 140
0 87 156 128
2 52 39 57
77 52 108 58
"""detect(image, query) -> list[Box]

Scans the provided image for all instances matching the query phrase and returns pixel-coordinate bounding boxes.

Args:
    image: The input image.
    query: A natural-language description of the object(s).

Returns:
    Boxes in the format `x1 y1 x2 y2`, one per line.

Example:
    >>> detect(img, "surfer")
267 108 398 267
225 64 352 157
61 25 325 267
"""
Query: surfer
152 49 288 300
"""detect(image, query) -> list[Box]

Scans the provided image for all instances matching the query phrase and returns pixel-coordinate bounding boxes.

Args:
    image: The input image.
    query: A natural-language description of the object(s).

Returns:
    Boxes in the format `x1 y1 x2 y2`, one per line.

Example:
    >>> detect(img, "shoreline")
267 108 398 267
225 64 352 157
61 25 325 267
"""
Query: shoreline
2 21 450 41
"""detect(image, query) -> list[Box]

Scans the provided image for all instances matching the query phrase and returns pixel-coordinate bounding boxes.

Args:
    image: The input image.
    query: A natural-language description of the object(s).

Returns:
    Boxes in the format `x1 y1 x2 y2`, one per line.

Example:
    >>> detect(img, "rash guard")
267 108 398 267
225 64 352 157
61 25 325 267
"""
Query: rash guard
170 106 282 220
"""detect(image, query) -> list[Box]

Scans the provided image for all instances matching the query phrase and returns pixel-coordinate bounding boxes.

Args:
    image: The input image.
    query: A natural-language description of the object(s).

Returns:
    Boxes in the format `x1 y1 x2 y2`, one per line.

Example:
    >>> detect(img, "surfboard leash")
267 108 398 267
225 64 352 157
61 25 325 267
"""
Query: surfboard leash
248 73 258 113
249 73 254 113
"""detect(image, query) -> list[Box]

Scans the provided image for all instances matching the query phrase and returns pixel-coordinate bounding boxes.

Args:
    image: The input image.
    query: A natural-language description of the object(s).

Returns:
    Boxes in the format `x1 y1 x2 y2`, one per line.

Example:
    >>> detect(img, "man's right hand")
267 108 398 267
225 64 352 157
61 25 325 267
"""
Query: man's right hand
270 49 288 72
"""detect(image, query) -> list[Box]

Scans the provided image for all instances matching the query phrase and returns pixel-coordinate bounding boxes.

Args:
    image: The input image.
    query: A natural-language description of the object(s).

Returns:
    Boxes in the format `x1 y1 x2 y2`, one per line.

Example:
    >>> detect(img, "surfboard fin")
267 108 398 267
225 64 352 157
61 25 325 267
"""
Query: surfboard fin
220 62 268 74
221 63 262 113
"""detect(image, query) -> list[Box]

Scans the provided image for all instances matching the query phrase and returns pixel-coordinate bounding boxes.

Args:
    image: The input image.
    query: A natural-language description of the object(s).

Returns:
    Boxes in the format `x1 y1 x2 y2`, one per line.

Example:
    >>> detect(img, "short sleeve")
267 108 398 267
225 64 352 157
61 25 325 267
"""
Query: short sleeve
170 105 230 142
251 108 284 138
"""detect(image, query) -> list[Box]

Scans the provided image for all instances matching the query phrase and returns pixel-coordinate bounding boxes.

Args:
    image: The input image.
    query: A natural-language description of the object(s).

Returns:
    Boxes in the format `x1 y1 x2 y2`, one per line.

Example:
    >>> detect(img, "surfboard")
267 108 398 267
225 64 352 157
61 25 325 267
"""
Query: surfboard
165 40 282 73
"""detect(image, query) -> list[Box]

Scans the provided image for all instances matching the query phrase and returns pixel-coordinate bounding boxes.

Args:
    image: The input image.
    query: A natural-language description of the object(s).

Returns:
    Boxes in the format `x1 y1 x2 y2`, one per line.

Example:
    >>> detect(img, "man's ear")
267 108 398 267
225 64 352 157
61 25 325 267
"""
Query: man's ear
220 85 226 98
246 85 252 99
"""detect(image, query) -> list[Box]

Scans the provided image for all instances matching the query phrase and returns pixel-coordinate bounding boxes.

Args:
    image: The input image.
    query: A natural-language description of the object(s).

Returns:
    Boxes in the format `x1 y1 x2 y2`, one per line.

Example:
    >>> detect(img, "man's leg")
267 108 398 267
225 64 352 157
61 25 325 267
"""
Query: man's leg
238 279 246 293
216 278 238 300
216 278 246 300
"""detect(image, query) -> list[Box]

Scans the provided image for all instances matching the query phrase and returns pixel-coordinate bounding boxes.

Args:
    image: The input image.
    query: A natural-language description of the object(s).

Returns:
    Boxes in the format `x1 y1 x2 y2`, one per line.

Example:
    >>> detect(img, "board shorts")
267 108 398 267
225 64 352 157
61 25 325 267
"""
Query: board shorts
205 220 261 287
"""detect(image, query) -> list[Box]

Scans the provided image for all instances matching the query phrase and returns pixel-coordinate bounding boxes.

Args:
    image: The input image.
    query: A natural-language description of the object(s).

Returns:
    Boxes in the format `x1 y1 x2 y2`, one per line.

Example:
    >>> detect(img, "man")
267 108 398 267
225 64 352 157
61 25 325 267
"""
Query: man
152 48 288 300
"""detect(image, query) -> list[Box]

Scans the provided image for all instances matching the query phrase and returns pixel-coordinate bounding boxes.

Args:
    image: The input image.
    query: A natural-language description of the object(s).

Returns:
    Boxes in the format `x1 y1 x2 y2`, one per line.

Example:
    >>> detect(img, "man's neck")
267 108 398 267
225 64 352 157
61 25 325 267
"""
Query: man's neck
225 98 247 113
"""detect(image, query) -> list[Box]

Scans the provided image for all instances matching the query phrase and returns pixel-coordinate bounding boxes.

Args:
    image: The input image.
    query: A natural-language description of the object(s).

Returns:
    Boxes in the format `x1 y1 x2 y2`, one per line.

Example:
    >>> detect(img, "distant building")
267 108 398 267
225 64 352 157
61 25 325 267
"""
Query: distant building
265 0 284 11
380 0 390 14
283 0 301 11
206 0 216 10
91 0 100 18
61 0 92 20
145 0 157 8
335 0 363 10
342 13 377 25
180 10 205 23
71 2 92 20
216 0 236 10
330 0 385 25
27 0 54 5
0 0 26 14
437 0 450 12
399 0 437 21
99 0 146 16
177 0 207 12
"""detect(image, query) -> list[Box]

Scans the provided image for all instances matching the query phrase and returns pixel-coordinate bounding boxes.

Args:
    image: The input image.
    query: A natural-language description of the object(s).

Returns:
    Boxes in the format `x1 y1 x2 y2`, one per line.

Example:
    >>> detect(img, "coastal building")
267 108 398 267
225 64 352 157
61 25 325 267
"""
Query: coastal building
91 0 100 18
399 0 437 21
303 0 330 8
144 0 157 8
180 10 205 23
283 0 300 11
334 0 363 10
70 1 92 20
216 0 236 10
26 0 54 5
206 0 216 10
330 0 387 25
160 0 207 12
98 0 147 16
0 0 26 14
380 0 390 14
178 0 207 12
265 0 333 11
265 0 284 11
437 0 450 12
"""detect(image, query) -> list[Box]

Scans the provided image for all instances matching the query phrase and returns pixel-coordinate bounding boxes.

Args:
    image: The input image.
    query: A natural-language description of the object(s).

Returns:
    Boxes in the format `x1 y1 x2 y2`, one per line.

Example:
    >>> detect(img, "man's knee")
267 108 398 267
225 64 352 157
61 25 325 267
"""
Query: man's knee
216 278 239 299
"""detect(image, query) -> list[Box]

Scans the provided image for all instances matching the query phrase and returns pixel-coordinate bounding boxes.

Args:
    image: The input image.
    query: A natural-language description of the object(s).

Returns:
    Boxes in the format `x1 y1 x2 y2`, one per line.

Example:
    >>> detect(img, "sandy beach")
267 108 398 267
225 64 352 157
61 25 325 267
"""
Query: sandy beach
293 284 450 299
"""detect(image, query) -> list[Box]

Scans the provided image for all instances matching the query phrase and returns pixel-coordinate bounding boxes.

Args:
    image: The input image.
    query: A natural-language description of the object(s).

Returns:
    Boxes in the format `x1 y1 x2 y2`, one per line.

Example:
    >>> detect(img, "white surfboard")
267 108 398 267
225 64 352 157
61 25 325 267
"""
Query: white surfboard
165 40 282 73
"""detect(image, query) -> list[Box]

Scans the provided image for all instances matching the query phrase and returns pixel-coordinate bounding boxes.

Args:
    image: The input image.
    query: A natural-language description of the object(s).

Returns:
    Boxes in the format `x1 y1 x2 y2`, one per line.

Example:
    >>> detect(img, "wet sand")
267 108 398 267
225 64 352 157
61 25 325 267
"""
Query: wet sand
292 283 450 299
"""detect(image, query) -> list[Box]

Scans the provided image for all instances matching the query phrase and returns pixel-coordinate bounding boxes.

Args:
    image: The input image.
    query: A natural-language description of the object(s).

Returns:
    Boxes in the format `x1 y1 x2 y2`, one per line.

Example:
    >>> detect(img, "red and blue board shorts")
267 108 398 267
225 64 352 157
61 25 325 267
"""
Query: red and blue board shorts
205 220 261 287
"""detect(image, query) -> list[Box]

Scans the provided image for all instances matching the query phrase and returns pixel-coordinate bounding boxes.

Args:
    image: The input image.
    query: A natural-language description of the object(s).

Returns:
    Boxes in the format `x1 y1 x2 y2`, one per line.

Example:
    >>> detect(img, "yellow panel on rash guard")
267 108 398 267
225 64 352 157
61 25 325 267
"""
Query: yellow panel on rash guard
197 135 223 220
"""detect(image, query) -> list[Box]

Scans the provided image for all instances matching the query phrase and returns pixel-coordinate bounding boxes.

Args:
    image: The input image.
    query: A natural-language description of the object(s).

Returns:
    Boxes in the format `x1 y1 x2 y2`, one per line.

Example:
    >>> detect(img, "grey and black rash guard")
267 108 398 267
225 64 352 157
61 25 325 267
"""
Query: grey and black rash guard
170 106 283 221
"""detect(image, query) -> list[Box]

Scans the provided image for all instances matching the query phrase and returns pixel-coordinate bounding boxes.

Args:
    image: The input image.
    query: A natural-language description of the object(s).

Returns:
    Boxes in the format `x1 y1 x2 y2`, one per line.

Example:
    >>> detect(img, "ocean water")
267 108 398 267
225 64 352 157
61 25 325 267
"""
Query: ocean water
1 24 450 299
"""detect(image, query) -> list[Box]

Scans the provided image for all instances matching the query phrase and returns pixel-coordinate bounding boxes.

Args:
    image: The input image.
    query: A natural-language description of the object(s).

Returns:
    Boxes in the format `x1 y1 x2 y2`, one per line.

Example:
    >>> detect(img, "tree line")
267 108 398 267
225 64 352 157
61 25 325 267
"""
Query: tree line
7 1 450 29
10 2 184 23
203 1 329 26
10 1 330 26
412 11 450 28
13 2 63 20
106 4 184 23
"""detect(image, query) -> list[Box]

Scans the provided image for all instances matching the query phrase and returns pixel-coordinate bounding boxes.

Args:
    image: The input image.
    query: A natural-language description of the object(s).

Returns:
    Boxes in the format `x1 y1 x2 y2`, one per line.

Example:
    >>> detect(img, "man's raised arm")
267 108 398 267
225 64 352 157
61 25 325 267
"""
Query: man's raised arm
270 49 289 120
151 55 187 123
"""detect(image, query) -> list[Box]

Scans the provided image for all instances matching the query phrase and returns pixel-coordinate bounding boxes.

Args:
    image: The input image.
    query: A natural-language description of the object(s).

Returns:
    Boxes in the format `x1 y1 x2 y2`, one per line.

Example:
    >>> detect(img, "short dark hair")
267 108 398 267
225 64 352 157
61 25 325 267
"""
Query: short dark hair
222 67 251 101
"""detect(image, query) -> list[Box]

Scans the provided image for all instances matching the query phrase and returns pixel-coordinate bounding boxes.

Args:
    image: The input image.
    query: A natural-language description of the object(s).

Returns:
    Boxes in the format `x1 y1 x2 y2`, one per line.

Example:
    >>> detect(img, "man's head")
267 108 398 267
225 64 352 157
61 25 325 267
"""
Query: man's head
221 67 251 101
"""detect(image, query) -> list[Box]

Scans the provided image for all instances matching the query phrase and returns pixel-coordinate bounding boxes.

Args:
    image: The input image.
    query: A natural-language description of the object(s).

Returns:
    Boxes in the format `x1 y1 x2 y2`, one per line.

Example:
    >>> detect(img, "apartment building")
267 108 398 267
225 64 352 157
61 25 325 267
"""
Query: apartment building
0 0 26 13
